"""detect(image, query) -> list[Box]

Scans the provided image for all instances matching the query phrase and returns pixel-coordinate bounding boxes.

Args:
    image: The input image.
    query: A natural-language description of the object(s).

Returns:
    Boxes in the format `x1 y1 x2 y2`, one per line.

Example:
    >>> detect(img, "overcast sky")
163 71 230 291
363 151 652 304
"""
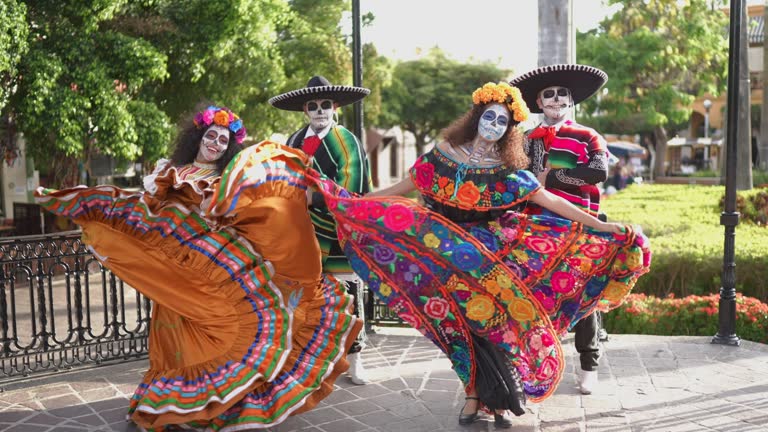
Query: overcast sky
355 0 621 74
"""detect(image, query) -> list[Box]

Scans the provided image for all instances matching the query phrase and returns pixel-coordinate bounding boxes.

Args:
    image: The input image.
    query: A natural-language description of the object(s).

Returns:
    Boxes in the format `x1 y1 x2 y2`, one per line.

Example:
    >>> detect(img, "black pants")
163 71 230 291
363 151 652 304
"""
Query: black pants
574 312 600 371
344 279 365 354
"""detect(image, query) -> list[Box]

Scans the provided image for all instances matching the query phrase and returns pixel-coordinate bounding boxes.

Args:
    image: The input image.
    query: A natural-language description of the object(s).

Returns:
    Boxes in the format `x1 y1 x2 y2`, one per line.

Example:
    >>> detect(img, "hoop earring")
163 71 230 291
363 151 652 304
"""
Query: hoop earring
333 110 339 125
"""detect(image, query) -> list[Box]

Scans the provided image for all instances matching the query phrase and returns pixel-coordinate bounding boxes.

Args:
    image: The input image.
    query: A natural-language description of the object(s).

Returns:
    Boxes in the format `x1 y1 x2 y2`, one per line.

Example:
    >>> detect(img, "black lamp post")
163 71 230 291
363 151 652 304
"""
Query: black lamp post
351 0 364 140
712 0 743 347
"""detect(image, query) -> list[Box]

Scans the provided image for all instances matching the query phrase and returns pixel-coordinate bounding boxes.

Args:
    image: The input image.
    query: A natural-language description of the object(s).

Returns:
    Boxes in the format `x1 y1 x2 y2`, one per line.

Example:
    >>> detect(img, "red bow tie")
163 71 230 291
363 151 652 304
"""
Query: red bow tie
302 135 322 156
528 126 557 151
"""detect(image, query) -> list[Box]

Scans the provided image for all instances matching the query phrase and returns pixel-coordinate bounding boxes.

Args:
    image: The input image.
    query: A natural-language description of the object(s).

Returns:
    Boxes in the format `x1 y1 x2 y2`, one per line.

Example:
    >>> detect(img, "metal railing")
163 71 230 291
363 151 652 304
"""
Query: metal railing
0 231 151 380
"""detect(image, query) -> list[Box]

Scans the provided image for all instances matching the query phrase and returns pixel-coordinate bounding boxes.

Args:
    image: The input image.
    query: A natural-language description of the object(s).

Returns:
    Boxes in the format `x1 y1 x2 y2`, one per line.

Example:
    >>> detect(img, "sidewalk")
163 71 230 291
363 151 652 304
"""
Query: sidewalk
1 329 767 432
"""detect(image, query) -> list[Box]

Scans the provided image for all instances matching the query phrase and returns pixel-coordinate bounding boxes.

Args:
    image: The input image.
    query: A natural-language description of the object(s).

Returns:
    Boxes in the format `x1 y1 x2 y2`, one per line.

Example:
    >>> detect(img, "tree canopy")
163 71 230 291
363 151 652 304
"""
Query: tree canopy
380 49 509 155
577 0 729 176
11 0 169 186
3 0 357 186
0 0 28 111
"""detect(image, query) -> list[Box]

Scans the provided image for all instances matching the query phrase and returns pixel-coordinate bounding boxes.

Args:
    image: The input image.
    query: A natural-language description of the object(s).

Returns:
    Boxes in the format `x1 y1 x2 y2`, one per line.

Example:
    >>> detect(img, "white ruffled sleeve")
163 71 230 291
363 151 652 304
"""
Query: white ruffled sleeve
142 159 171 195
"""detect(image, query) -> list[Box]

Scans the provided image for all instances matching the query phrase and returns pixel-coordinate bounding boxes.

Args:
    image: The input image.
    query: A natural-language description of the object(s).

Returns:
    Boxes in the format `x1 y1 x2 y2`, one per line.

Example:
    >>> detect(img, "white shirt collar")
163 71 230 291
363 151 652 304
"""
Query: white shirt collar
539 117 570 131
304 121 336 141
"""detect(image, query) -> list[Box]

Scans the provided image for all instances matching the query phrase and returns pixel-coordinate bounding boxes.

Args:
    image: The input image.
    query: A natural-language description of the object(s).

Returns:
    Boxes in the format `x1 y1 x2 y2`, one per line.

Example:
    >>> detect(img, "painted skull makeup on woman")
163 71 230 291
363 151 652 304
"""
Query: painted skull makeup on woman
537 86 572 123
197 125 230 163
304 99 336 132
477 103 510 142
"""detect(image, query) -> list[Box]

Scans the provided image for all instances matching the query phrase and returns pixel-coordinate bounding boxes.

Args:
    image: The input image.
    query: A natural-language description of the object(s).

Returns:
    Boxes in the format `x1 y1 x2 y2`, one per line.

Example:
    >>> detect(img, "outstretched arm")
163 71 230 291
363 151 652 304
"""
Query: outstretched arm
367 177 417 197
529 189 622 233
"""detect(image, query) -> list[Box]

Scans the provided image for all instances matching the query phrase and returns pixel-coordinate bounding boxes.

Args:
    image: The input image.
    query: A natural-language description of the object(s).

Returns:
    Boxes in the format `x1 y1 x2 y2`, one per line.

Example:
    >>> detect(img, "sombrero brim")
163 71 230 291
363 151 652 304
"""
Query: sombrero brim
268 85 370 111
510 64 607 114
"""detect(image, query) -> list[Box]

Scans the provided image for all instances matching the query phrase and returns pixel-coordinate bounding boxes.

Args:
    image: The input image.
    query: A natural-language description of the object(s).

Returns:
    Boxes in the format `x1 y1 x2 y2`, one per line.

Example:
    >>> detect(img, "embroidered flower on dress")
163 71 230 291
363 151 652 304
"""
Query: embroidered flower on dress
372 244 397 264
451 243 483 271
508 297 536 322
524 236 558 254
580 243 610 259
550 271 576 294
535 356 558 381
424 297 450 320
465 294 495 321
414 161 436 190
383 204 415 232
455 181 481 206
423 233 441 248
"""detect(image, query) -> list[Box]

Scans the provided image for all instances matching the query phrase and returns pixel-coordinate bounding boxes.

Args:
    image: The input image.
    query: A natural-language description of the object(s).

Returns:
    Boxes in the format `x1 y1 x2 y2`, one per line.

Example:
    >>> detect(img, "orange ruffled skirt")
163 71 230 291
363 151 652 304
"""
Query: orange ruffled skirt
35 143 361 431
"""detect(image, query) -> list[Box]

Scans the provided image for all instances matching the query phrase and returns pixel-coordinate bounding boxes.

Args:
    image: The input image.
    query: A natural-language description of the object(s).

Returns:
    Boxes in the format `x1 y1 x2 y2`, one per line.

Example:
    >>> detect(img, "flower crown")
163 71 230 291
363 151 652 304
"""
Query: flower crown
471 82 530 123
193 105 247 144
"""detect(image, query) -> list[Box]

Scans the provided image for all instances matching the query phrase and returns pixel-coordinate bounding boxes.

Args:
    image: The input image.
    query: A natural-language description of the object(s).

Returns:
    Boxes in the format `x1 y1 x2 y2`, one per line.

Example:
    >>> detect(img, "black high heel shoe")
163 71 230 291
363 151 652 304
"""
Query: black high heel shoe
458 396 480 425
494 410 513 428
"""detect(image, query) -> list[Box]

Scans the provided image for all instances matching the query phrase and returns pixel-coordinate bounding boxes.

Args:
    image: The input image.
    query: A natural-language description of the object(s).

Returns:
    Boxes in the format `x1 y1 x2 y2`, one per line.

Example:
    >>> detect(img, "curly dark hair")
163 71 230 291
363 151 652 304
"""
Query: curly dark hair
441 103 529 170
169 103 244 173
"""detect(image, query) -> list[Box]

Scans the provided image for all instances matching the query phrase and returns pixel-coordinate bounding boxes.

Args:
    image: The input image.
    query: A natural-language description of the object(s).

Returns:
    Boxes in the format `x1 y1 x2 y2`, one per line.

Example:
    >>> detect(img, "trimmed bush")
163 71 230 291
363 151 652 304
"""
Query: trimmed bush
602 293 768 344
601 184 768 302
720 188 768 226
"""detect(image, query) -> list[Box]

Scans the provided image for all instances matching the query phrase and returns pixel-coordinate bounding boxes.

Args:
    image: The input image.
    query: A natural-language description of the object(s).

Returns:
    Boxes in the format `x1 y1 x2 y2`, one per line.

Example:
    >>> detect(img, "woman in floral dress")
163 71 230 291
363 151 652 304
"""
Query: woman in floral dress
306 83 651 427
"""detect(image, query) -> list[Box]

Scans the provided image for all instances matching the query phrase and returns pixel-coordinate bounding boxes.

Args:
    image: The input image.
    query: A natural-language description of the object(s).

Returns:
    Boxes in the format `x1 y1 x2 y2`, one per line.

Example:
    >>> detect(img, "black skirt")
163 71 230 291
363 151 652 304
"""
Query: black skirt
471 334 527 416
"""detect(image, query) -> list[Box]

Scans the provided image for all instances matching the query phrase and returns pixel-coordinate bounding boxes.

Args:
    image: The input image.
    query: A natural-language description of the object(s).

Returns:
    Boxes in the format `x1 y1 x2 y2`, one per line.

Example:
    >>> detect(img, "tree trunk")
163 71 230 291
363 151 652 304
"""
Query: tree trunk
643 135 656 182
653 126 668 178
760 0 768 169
51 155 80 188
415 133 428 158
538 0 574 66
736 2 753 190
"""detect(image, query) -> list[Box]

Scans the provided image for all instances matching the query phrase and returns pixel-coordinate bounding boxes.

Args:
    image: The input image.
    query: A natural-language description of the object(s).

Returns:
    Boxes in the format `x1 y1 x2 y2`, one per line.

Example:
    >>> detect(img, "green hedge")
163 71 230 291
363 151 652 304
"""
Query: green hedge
601 184 768 302
602 293 768 344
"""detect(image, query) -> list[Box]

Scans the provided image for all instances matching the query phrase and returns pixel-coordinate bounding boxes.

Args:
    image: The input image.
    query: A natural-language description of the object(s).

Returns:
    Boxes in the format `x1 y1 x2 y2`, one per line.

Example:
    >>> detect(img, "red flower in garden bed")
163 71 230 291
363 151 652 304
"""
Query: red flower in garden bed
602 293 768 344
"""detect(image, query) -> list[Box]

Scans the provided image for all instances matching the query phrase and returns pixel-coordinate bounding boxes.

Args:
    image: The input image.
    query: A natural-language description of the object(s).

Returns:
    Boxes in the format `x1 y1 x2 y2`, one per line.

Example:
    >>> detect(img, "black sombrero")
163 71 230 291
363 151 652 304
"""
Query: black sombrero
510 64 608 114
269 75 370 112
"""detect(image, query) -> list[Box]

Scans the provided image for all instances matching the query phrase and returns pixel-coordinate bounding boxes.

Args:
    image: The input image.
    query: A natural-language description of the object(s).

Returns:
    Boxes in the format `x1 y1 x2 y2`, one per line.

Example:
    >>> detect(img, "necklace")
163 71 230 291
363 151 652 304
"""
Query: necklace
193 160 218 170
464 140 499 165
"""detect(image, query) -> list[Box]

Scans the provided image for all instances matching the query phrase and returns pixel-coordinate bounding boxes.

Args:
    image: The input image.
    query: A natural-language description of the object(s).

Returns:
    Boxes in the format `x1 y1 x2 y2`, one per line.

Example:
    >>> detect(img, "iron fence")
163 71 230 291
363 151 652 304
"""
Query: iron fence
0 231 151 380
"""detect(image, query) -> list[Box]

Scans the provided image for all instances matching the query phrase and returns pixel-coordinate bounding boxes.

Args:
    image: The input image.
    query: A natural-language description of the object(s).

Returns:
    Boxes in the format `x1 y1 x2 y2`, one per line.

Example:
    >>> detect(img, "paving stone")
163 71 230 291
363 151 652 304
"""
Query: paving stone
268 414 311 432
351 410 403 427
345 384 391 399
4 424 49 432
538 406 585 423
385 401 431 419
296 406 345 427
316 417 369 432
539 422 582 432
334 400 382 417
0 407 38 423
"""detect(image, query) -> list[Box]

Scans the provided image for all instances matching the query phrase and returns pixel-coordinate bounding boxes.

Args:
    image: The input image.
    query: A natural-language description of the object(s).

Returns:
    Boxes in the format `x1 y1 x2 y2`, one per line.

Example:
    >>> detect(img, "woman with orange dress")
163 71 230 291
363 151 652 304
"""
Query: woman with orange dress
35 105 361 431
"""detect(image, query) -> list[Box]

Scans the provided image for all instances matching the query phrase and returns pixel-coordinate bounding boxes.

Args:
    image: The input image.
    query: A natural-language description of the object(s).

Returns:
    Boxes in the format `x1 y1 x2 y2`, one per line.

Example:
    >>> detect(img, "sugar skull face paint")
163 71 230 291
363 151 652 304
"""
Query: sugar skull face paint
304 99 335 131
197 125 230 163
477 103 510 142
537 86 572 122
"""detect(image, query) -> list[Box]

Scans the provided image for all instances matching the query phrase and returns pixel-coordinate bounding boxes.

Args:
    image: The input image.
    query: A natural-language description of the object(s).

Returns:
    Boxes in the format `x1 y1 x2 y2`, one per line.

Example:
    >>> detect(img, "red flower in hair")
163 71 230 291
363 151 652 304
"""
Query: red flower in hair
303 136 322 156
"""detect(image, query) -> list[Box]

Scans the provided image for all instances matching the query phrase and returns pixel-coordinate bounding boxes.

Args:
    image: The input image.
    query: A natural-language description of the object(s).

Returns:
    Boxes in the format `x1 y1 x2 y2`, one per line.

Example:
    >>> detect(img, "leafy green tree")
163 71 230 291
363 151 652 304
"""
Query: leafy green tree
577 0 729 177
359 43 393 128
9 0 170 187
380 49 509 155
0 0 28 111
112 0 353 139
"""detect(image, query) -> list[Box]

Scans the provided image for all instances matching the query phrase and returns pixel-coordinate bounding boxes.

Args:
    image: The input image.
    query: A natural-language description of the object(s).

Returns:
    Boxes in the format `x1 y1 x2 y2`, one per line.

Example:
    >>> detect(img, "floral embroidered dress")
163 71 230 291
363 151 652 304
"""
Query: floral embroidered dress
35 143 361 432
307 145 651 408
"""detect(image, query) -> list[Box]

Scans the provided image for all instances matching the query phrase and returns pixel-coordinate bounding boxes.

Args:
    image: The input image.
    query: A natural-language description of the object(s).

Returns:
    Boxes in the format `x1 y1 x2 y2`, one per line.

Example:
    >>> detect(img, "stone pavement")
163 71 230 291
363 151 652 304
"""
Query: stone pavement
1 328 767 432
